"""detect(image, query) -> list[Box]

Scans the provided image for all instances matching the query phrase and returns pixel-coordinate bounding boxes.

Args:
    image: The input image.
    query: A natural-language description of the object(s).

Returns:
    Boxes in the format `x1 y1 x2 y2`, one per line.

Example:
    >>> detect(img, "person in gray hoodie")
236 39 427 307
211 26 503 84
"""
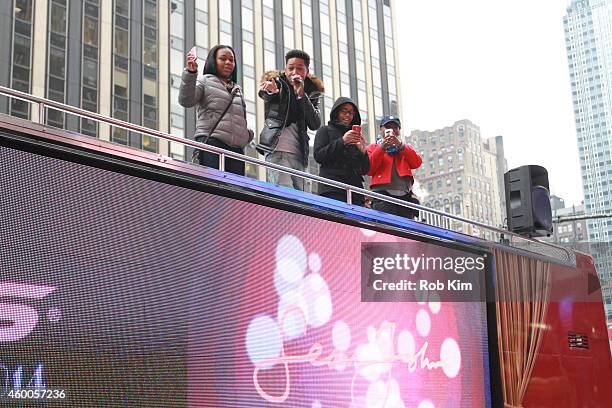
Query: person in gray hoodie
179 45 252 175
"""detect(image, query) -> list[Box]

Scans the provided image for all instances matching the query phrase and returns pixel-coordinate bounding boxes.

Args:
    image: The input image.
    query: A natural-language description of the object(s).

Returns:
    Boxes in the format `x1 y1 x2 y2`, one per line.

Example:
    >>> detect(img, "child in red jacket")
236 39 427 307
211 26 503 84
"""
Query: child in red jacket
366 115 422 219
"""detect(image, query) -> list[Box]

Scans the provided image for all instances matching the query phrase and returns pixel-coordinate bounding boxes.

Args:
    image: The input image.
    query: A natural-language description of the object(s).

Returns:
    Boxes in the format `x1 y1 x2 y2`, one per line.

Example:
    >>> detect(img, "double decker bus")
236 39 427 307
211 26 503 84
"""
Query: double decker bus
1 87 611 407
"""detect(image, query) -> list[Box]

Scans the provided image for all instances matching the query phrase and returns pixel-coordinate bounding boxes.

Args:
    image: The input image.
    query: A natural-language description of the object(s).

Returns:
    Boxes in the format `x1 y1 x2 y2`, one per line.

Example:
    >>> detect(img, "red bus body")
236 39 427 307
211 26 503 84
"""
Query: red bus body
0 114 610 407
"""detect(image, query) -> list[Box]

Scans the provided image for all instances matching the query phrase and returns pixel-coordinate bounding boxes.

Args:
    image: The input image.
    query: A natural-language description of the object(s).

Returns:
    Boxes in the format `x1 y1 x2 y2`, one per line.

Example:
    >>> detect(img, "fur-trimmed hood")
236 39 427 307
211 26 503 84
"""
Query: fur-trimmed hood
261 70 325 94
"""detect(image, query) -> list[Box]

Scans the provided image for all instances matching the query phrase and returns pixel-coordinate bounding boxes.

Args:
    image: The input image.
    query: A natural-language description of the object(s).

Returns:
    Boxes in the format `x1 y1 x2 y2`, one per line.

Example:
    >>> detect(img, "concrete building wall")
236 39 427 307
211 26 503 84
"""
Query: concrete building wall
407 119 507 238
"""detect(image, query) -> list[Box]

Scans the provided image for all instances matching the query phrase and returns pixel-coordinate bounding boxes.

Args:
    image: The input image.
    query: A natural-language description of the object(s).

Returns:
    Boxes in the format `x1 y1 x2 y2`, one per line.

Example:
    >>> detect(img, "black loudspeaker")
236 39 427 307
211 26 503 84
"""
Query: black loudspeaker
504 165 553 237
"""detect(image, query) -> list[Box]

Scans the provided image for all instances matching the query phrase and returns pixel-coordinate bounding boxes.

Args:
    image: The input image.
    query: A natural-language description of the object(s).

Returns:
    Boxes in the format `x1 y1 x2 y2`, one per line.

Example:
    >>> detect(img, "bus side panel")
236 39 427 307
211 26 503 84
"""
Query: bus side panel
523 253 612 407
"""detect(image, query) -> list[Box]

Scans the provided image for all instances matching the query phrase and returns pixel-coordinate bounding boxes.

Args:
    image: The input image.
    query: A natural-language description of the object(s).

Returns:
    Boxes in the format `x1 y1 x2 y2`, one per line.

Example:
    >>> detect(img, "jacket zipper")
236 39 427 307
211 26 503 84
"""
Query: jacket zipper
282 79 291 129
271 78 292 154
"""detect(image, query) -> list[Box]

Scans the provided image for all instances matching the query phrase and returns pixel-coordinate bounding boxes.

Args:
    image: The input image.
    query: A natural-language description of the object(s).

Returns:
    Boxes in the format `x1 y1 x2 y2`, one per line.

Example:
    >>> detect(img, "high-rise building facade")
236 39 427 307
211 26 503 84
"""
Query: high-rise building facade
564 0 612 320
563 0 612 241
407 120 507 239
0 0 401 181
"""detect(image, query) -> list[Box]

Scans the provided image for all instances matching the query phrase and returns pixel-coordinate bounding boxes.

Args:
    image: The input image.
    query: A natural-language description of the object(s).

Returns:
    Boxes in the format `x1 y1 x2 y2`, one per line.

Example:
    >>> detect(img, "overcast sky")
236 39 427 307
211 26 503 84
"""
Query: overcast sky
396 0 583 207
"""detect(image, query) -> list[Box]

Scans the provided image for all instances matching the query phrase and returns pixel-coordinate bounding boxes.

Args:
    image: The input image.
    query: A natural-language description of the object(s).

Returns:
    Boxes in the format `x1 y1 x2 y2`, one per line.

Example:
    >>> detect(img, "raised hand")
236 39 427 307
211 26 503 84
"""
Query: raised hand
342 130 361 145
259 79 279 94
290 75 305 98
186 46 198 72
382 129 401 149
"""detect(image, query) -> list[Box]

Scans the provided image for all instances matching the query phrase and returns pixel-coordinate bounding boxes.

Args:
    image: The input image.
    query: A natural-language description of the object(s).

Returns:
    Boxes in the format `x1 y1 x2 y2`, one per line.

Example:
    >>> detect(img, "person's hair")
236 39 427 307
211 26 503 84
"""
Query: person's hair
203 45 239 83
284 49 310 67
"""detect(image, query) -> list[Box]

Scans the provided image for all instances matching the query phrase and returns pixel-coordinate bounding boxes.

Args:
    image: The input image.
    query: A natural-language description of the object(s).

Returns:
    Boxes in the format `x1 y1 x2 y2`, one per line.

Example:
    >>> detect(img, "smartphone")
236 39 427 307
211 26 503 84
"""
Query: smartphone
352 125 362 133
384 129 395 138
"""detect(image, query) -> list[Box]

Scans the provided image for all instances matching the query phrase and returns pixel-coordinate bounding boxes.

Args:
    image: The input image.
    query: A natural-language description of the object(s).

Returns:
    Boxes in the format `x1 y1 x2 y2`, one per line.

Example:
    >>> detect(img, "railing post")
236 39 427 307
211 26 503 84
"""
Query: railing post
218 153 225 172
347 189 352 205
38 102 45 124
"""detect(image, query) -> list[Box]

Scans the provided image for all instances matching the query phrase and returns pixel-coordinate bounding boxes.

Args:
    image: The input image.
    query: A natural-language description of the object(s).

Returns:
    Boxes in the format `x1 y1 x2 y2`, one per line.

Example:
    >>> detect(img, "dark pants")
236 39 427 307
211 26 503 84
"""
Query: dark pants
372 190 419 220
196 137 245 176
319 190 366 206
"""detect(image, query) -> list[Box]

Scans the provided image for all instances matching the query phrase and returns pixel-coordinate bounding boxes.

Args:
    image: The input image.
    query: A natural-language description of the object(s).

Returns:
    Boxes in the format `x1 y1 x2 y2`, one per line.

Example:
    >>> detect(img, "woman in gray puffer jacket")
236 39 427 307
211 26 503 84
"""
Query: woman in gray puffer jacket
179 45 252 175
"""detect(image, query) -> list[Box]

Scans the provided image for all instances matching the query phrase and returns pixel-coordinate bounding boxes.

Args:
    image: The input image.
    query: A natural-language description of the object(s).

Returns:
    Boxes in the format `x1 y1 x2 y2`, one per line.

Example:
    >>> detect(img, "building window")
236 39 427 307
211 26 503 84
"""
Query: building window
195 3 208 57
242 0 259 179
354 0 367 109
81 0 100 136
45 0 68 128
281 0 294 53
112 0 130 145
368 0 384 117
142 0 158 152
317 0 333 117
10 0 34 119
219 0 232 46
336 1 350 93
263 0 275 70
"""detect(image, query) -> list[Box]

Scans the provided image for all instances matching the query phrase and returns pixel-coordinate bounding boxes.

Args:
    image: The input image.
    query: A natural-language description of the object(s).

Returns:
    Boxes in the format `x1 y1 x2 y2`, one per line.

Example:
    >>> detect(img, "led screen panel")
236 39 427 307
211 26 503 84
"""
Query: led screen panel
0 144 492 407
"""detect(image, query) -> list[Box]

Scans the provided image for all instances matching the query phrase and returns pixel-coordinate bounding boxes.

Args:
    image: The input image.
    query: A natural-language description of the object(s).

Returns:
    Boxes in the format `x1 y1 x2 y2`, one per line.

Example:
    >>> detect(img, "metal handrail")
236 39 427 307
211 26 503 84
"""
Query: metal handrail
0 85 575 263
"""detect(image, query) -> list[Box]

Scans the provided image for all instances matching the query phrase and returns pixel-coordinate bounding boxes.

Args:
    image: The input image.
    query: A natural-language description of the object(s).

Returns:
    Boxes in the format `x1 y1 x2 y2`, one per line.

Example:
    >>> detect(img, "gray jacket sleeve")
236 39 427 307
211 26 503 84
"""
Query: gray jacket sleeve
303 92 322 131
178 69 205 108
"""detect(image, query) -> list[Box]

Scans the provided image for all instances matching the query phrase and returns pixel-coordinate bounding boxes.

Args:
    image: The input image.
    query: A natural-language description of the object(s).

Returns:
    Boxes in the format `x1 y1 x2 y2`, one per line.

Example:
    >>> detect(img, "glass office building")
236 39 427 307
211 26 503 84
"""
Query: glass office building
563 0 612 319
0 0 402 178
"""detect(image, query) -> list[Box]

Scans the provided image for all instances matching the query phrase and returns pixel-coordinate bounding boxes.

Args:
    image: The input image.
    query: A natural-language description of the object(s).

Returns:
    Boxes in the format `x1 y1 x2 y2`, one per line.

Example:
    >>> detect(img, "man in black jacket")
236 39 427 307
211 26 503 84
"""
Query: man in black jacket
313 97 369 205
256 50 324 191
